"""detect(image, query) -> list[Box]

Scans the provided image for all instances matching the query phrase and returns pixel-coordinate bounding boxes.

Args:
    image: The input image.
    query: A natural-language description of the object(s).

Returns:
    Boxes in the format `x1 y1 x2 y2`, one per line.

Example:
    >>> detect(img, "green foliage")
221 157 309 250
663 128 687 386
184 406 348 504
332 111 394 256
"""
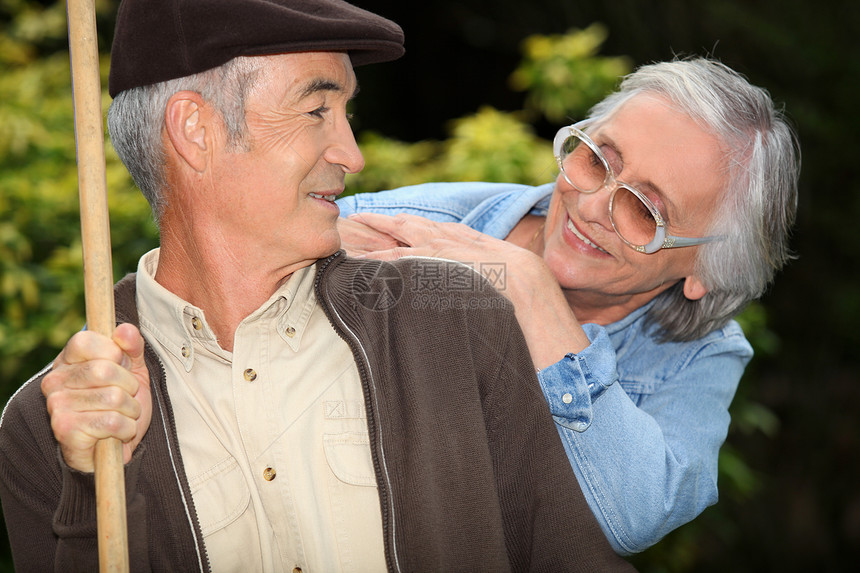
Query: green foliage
345 132 441 195
347 107 554 195
439 107 554 184
510 24 632 123
347 25 629 198
0 1 155 399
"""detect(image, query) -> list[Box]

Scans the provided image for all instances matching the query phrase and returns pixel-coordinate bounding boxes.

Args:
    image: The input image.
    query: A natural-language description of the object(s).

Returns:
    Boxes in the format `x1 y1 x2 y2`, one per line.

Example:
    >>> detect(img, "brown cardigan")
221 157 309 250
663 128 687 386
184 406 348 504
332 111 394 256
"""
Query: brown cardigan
0 252 634 572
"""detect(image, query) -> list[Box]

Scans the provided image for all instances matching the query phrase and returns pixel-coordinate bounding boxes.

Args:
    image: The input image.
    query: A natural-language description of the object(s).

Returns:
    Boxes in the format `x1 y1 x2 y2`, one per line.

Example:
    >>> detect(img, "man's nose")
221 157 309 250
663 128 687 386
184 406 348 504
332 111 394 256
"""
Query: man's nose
326 122 365 174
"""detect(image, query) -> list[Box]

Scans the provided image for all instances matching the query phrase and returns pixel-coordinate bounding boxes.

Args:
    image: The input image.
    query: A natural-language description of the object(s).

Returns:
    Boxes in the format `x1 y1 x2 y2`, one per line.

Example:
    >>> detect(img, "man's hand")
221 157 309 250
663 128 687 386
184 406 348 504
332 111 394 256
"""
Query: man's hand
41 323 152 473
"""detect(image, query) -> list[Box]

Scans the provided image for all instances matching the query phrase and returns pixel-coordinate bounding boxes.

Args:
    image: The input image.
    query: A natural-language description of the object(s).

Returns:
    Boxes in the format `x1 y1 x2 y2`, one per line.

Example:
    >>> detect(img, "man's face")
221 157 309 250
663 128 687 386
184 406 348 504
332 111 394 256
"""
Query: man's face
207 52 363 272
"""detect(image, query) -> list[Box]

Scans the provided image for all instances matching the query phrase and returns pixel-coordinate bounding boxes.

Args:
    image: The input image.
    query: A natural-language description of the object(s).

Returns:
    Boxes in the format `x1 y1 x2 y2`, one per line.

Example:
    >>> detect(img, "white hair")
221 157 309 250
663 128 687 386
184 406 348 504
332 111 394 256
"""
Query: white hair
588 57 799 341
107 56 261 223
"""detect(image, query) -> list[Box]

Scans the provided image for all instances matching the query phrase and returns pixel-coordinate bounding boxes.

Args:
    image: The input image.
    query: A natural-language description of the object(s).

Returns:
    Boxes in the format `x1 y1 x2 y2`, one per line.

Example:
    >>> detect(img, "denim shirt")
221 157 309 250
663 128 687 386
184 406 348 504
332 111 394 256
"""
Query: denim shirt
338 182 752 554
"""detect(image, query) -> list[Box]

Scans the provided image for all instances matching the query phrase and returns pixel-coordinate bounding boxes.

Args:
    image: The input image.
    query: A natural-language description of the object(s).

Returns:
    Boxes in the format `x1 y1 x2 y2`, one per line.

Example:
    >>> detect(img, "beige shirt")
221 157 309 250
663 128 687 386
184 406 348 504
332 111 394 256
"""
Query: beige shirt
136 249 385 572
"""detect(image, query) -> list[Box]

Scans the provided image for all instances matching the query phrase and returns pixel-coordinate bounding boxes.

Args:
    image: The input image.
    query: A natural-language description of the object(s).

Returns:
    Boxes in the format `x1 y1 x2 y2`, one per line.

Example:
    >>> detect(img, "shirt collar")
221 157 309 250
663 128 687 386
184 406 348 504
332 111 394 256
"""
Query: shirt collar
136 248 318 370
273 261 318 353
460 182 555 239
603 298 657 336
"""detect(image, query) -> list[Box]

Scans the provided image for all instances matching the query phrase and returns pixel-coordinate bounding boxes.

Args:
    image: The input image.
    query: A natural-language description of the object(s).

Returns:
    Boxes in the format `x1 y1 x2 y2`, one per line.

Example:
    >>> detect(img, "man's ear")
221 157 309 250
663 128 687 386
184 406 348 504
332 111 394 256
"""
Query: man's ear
683 275 709 301
164 91 211 173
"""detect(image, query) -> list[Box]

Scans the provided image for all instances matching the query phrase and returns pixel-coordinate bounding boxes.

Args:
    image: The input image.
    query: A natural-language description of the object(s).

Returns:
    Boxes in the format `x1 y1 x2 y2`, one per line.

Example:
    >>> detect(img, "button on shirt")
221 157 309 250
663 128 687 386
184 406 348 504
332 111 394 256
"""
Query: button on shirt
136 249 386 572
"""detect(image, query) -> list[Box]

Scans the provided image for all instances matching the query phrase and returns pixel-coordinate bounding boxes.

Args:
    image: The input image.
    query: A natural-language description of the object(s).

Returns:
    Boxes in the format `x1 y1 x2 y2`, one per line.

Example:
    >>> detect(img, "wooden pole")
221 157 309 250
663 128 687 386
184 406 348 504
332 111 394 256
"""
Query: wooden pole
66 0 129 570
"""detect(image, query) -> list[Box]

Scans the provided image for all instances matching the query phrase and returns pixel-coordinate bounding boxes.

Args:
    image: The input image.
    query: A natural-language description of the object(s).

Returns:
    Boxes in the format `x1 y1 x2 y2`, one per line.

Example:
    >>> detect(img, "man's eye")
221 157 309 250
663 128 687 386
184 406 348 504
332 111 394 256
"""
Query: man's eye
308 106 329 119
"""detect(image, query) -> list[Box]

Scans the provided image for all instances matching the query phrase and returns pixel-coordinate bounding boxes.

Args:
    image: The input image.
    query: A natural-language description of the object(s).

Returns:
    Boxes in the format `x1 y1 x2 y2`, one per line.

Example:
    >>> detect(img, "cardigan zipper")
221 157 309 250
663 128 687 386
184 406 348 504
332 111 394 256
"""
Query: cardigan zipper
148 350 210 573
314 252 402 573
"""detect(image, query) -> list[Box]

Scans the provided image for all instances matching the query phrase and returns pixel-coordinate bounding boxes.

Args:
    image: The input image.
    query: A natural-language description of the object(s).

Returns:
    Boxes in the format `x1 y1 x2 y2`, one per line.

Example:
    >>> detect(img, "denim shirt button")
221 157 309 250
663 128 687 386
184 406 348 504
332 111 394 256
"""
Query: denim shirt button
562 392 573 404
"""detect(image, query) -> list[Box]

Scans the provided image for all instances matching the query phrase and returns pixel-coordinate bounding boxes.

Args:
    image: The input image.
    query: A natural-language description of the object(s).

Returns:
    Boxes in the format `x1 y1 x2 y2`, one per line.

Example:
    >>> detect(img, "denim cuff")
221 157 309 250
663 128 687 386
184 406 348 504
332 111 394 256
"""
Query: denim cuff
537 323 618 432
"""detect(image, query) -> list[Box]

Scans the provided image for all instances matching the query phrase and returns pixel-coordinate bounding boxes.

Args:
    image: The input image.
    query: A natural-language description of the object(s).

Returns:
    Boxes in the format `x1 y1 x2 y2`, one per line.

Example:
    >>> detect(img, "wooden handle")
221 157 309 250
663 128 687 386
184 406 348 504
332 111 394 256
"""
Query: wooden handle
66 0 129 571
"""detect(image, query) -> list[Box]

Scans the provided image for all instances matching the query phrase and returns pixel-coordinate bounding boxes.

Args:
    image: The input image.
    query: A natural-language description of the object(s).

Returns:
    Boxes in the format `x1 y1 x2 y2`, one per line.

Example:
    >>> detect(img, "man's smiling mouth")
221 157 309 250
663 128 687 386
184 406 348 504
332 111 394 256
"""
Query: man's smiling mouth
309 192 338 202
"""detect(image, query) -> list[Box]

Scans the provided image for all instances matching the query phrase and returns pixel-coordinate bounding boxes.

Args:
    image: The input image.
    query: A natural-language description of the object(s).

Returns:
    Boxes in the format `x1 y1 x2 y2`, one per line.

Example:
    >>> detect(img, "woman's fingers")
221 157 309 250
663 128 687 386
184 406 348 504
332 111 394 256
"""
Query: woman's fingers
337 216 403 255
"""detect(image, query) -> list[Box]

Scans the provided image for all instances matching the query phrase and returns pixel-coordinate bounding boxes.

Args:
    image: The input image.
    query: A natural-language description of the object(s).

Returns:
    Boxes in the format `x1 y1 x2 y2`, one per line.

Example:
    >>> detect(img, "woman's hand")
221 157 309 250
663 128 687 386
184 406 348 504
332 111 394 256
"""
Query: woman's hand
341 212 591 367
343 212 537 295
337 215 404 256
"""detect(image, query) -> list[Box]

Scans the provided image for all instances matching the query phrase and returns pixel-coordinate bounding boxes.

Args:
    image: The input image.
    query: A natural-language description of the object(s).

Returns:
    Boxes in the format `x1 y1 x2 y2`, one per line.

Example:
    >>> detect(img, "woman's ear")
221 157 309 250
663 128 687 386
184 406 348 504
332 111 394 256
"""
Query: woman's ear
683 275 709 301
164 91 210 173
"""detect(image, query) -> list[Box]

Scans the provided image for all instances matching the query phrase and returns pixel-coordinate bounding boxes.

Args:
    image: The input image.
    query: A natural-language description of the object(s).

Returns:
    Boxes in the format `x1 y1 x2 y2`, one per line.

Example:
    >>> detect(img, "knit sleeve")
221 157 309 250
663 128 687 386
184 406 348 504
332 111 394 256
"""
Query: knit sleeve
0 371 151 572
479 305 634 572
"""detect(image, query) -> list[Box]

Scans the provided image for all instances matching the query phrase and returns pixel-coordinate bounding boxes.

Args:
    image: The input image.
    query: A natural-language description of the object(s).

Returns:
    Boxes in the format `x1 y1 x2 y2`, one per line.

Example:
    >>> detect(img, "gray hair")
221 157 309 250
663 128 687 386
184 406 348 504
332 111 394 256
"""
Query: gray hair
107 56 261 223
588 57 799 342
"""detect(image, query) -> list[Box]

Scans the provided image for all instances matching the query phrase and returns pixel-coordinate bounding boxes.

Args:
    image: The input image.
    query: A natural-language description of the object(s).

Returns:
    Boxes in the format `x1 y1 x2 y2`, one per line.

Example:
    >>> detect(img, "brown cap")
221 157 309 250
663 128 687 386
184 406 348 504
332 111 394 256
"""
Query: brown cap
108 0 405 97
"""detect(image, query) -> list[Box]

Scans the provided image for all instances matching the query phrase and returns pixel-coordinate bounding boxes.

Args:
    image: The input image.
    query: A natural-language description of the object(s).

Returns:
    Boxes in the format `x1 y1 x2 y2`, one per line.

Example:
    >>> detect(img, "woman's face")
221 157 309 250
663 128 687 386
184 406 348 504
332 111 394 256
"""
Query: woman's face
542 94 726 315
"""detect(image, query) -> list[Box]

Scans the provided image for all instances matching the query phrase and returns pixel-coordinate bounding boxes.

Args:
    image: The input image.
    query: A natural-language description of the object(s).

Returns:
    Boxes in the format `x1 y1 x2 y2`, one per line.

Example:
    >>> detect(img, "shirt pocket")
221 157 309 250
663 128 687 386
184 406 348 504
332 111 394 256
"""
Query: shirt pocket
188 455 251 536
617 373 656 407
323 431 377 487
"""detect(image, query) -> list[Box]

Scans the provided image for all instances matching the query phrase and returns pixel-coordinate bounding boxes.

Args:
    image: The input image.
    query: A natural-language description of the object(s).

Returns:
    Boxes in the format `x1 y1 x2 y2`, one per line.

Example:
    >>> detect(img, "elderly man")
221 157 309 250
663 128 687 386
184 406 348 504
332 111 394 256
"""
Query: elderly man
0 1 632 572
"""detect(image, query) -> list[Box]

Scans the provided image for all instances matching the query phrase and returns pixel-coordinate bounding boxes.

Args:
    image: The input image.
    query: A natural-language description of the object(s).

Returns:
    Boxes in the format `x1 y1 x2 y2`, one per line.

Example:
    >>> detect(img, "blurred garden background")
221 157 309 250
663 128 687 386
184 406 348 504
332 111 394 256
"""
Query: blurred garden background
1 0 858 570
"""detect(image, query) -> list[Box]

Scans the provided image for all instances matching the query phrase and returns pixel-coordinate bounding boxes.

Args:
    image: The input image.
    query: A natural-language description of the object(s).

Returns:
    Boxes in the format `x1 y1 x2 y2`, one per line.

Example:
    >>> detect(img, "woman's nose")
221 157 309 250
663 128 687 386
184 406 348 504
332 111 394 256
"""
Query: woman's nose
559 174 614 229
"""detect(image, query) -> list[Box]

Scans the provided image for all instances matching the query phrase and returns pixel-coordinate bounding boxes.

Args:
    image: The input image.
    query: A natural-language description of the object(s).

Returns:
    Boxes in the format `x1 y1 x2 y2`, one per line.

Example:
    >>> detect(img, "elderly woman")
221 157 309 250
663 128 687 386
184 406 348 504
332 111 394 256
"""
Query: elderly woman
336 58 799 554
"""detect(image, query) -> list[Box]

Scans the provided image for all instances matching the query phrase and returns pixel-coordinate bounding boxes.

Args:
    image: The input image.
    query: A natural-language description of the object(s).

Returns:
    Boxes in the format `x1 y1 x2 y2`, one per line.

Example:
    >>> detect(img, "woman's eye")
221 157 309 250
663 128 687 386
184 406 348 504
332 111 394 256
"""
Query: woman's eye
636 201 653 221
600 145 623 175
587 149 602 168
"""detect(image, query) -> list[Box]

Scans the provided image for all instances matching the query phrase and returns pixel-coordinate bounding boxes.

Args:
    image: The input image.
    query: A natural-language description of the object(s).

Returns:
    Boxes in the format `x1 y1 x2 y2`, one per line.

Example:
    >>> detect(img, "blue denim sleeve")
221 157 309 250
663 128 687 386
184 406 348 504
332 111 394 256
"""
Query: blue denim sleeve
338 184 476 221
337 182 554 238
338 182 528 223
538 323 749 555
538 323 616 432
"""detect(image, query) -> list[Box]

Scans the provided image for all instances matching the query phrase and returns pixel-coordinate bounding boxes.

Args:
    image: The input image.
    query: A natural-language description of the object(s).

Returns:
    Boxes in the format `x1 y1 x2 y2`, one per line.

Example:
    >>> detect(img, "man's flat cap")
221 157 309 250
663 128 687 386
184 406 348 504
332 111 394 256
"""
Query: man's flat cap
108 0 405 97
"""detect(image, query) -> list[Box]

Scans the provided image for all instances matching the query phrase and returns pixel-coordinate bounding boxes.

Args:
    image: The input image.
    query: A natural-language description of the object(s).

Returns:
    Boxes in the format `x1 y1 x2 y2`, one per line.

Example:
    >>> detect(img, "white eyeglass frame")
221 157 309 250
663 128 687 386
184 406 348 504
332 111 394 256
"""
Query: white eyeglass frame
553 120 723 254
